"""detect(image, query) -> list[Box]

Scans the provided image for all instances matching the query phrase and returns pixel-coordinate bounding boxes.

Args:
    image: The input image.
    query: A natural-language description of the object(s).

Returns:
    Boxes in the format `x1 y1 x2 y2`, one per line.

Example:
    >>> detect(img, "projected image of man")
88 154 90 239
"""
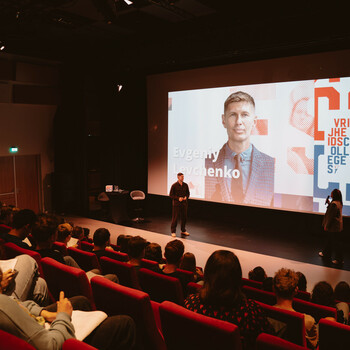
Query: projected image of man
205 91 275 206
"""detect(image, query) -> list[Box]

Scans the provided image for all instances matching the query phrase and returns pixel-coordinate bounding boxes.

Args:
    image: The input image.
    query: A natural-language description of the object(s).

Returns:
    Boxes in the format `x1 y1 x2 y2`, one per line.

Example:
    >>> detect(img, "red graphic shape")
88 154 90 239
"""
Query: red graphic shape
287 147 314 175
251 119 268 135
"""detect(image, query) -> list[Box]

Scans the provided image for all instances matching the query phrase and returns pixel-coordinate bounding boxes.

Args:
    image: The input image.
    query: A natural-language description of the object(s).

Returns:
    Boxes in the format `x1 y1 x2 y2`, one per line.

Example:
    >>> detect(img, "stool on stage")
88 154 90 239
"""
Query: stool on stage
130 190 145 222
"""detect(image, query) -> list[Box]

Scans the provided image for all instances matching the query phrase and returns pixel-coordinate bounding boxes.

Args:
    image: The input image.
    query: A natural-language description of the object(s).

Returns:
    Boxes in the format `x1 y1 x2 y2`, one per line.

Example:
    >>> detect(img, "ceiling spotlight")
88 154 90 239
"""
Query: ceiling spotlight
117 84 123 92
123 0 133 5
0 42 5 51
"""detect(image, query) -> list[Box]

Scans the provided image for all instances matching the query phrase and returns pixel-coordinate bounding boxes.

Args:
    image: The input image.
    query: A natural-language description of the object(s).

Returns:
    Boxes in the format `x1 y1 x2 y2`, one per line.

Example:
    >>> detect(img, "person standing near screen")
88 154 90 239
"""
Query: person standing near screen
205 91 275 206
170 173 190 237
319 189 344 265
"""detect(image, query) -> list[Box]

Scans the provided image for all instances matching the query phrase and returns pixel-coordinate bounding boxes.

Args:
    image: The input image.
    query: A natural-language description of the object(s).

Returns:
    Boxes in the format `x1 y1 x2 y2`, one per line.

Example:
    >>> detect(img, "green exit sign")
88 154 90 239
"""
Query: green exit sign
9 147 18 153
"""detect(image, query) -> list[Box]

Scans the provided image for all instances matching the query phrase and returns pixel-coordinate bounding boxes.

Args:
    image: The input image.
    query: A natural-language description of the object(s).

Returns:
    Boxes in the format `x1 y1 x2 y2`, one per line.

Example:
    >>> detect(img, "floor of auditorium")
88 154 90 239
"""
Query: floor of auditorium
68 214 350 293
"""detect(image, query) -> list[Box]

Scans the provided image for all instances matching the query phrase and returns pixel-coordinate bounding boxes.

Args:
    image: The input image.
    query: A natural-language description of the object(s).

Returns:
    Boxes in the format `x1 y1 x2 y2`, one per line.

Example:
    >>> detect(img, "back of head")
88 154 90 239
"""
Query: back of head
31 222 56 245
0 206 13 225
93 228 111 247
179 252 196 273
311 281 334 307
12 209 37 230
334 281 350 303
144 242 163 263
56 223 73 243
72 226 84 240
128 236 147 259
296 272 307 292
118 235 132 253
164 239 184 265
273 268 298 300
248 266 266 282
200 250 244 308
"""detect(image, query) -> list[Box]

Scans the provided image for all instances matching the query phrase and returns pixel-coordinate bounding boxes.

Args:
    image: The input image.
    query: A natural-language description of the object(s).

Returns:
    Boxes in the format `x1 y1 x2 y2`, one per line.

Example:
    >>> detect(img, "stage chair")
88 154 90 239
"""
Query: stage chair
256 301 306 347
0 329 36 350
67 247 100 272
52 241 68 256
79 241 94 252
187 281 203 295
141 258 160 270
318 318 350 349
3 242 43 276
242 277 263 289
99 256 141 289
292 298 337 322
91 276 166 350
256 333 308 350
139 268 184 305
130 190 146 222
40 257 95 308
159 300 242 350
63 339 97 350
242 285 276 305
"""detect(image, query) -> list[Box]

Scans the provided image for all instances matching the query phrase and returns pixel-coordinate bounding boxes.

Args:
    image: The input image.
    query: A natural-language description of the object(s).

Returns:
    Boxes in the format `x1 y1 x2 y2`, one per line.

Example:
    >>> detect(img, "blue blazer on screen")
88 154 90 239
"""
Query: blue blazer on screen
205 144 275 207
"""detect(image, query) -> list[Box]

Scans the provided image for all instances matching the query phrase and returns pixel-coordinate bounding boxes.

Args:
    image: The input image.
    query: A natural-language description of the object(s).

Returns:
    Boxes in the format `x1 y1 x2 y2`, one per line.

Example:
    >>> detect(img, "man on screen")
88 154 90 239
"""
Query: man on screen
205 91 275 206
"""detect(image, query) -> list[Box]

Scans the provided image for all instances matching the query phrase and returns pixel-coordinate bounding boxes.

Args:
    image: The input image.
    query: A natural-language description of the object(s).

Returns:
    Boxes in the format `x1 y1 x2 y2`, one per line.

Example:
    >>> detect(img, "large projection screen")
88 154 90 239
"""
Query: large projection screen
148 50 350 216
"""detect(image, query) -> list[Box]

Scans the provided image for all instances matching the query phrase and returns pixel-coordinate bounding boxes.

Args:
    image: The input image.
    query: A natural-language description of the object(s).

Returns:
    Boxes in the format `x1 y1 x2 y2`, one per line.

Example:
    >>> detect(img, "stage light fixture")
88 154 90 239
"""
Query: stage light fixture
117 84 123 92
0 42 5 51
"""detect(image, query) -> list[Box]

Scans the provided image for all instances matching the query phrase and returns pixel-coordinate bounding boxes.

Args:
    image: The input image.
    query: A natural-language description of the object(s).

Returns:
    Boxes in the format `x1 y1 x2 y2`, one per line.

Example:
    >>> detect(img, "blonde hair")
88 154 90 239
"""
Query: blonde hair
56 223 73 242
273 268 298 299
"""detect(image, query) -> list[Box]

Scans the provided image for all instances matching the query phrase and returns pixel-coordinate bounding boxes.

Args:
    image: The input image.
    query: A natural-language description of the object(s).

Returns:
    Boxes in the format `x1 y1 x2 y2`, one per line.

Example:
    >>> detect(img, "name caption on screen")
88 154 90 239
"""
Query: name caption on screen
173 164 240 178
173 147 220 162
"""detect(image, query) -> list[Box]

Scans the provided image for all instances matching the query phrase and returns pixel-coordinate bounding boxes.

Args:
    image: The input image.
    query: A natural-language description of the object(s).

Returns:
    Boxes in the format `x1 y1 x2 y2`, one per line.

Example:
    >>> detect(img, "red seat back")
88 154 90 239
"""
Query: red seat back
175 268 195 294
52 241 68 256
141 258 159 270
63 338 97 350
3 242 43 276
318 318 350 350
67 247 100 272
91 276 166 350
295 290 310 301
256 333 308 350
242 277 263 289
159 301 242 350
0 329 36 349
41 257 95 308
242 285 276 305
187 281 203 295
139 268 184 305
292 298 337 323
256 301 306 347
99 256 141 289
79 241 94 252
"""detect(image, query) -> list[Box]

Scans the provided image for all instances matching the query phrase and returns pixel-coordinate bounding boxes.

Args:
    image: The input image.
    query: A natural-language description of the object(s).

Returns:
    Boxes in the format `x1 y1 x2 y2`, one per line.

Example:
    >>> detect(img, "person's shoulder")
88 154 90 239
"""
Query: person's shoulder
252 144 274 163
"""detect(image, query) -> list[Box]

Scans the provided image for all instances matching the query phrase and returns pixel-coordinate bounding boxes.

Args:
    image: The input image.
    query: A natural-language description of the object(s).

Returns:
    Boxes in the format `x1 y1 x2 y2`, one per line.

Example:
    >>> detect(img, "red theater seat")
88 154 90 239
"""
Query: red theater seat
318 318 350 350
52 241 68 256
295 290 311 301
187 281 203 295
67 247 100 272
63 339 97 350
256 333 308 349
256 301 306 347
159 301 242 350
242 277 263 289
141 258 159 270
41 257 95 308
91 276 166 350
0 329 36 350
79 241 94 252
292 299 337 323
242 285 276 305
99 256 141 289
139 268 184 305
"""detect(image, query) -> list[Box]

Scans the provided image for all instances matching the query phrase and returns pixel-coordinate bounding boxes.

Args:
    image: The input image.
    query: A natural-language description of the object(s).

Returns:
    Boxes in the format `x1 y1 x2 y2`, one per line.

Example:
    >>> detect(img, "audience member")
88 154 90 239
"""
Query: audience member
117 234 132 253
0 268 136 350
92 228 115 261
296 271 307 292
334 281 350 303
248 266 267 282
0 206 13 233
272 268 318 348
144 242 163 264
127 235 148 270
0 209 37 249
72 226 85 241
262 277 273 292
56 223 75 247
184 250 273 349
179 252 204 284
311 281 349 324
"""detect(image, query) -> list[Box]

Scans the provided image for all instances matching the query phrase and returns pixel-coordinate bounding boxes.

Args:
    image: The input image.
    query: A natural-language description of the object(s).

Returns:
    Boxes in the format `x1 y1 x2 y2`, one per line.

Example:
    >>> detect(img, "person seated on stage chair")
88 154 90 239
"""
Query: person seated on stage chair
92 228 116 261
248 266 267 283
0 268 137 350
127 236 148 272
0 209 37 250
311 281 349 324
296 271 307 292
179 252 204 284
272 268 319 348
32 217 118 283
56 223 77 248
185 250 274 350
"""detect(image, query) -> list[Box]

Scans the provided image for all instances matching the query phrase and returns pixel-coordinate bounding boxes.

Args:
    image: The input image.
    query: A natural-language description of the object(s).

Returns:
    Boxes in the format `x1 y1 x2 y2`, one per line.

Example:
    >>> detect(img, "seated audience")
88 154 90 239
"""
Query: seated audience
92 228 116 261
72 226 85 241
56 223 77 247
248 266 267 282
262 277 273 292
179 252 204 284
272 268 318 348
334 281 350 303
311 281 349 324
127 236 148 271
0 209 37 249
144 242 163 264
296 271 307 292
0 267 136 350
117 234 132 253
184 250 273 350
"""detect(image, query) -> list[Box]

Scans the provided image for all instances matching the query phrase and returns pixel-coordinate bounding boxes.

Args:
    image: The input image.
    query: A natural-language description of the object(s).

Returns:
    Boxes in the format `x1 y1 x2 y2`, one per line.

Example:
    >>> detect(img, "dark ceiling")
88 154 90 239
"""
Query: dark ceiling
0 0 349 73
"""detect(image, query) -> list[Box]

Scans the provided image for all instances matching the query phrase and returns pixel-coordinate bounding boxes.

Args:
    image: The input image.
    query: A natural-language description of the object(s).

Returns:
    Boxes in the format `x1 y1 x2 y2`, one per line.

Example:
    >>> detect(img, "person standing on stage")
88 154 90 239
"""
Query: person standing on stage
170 172 190 237
319 189 344 265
